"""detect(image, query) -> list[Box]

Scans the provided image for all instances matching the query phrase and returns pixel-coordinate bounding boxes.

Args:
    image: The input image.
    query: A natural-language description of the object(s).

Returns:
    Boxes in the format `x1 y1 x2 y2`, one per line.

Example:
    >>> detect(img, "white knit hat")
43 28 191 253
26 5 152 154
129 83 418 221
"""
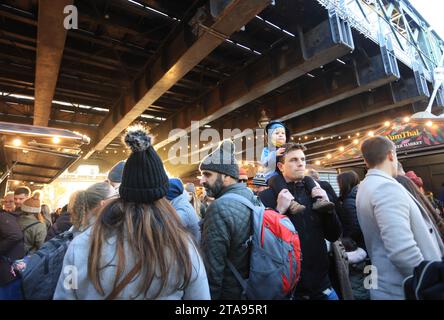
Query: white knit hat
21 191 42 214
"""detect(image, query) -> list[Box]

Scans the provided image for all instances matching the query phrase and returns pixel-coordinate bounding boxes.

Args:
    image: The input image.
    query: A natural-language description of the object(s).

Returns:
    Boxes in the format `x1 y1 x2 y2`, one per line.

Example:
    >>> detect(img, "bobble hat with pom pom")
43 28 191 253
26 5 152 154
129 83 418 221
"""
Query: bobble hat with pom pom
199 140 239 179
119 127 169 203
21 191 42 214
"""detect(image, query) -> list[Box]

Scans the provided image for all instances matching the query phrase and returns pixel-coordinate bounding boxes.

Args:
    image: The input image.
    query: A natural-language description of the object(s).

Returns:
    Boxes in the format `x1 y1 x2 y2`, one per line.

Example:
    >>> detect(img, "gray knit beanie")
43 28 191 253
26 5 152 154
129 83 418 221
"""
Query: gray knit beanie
108 160 126 183
199 140 239 179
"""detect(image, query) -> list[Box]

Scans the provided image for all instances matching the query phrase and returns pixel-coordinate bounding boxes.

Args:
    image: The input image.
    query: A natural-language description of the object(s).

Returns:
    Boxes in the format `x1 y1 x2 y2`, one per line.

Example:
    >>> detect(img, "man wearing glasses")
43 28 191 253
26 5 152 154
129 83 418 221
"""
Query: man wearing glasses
2 193 15 213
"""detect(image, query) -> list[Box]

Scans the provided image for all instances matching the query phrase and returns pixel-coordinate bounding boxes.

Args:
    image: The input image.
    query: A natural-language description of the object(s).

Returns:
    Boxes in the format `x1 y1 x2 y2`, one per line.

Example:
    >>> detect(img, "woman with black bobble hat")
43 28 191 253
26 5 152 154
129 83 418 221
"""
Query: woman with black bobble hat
54 127 210 300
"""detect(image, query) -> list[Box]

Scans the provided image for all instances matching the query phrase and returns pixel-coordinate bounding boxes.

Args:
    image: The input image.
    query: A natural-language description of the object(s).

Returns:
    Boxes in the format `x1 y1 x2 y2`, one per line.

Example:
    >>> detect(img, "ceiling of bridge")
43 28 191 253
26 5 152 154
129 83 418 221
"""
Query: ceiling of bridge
0 0 442 181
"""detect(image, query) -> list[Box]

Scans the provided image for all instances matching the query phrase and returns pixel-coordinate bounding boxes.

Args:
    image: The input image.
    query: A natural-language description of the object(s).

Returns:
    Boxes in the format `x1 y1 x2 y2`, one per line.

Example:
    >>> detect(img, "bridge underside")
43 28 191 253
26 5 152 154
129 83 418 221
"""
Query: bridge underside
0 0 443 184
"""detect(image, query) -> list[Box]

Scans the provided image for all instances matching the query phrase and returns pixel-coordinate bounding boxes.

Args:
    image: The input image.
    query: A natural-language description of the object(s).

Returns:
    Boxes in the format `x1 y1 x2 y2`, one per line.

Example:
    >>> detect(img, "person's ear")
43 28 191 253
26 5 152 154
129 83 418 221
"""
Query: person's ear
277 160 284 172
388 150 395 162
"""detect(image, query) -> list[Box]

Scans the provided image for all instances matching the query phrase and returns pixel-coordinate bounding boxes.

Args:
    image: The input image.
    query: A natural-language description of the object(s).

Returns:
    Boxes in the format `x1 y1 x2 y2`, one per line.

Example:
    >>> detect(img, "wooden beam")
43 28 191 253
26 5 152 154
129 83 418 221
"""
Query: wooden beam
150 16 354 151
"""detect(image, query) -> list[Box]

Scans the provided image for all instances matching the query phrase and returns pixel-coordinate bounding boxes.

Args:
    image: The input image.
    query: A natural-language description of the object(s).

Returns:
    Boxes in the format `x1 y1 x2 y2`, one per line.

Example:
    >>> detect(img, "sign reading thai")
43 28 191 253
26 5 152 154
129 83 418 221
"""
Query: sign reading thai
382 122 444 151
326 117 444 165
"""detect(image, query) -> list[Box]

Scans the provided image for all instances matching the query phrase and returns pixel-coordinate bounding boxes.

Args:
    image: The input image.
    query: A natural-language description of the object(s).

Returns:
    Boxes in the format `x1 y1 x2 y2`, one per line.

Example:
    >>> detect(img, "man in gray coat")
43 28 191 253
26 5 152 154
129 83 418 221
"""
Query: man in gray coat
199 140 261 300
356 136 444 300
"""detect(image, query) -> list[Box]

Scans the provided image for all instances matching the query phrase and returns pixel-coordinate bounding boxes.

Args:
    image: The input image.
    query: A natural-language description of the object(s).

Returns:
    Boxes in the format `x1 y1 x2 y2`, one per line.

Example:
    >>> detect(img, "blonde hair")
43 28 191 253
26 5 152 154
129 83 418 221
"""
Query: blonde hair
189 192 202 219
41 203 52 225
185 184 201 218
41 204 51 217
68 182 113 230
4 191 14 199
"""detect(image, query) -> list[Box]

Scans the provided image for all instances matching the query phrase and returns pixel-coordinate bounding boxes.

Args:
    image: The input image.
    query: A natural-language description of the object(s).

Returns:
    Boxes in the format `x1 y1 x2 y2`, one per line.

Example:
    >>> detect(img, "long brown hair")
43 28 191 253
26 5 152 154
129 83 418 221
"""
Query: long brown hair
337 171 360 200
87 197 193 298
396 175 444 239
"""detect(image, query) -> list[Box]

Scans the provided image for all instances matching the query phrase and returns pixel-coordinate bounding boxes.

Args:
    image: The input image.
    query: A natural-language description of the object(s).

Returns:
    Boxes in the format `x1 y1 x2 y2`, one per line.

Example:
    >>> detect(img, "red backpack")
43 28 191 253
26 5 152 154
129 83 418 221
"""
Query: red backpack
221 194 302 299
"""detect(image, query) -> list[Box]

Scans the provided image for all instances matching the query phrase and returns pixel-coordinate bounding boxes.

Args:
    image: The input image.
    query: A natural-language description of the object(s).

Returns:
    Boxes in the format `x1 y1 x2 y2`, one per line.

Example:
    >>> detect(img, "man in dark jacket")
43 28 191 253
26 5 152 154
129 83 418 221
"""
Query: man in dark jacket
199 140 261 300
45 205 72 241
0 208 24 299
259 143 342 300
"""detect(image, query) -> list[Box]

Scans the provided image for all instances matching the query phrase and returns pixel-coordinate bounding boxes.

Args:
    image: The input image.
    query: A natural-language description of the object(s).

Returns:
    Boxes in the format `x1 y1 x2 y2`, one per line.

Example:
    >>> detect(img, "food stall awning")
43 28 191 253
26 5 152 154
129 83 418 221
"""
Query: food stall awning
0 122 90 184
325 117 444 168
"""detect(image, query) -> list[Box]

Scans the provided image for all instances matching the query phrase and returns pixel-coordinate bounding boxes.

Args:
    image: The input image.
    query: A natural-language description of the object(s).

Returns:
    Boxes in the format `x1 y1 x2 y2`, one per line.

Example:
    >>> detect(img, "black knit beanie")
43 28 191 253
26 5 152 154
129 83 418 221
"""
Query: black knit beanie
199 140 239 179
119 128 169 203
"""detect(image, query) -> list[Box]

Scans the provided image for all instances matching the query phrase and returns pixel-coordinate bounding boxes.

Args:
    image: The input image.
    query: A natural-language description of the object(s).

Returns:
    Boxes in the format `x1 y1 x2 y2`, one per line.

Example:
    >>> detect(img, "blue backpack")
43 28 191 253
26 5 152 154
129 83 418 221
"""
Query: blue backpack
220 194 302 300
19 230 73 300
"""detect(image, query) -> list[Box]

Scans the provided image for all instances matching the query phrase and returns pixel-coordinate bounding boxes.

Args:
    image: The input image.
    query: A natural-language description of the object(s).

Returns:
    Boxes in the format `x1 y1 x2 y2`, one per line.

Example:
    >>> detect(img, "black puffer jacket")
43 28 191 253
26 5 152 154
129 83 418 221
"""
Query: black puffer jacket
45 210 72 242
338 186 365 249
201 183 261 300
0 211 24 286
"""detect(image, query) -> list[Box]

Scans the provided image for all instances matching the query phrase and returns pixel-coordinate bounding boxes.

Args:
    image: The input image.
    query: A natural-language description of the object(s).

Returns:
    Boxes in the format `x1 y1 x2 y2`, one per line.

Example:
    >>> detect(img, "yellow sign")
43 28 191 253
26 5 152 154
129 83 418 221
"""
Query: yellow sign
386 129 421 141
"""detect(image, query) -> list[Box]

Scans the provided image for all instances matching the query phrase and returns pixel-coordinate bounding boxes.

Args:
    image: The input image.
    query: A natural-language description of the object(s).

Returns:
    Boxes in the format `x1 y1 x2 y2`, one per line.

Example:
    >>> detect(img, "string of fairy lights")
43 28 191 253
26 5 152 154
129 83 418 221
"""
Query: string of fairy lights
93 116 439 169
306 117 438 165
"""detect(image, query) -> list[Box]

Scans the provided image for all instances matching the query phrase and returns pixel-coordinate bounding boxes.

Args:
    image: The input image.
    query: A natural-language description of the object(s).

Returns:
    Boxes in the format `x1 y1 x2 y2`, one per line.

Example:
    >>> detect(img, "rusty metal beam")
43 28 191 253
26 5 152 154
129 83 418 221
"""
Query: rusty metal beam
84 0 272 159
151 15 355 151
304 105 416 160
166 95 419 179
290 75 427 136
0 112 97 138
158 50 398 165
33 0 73 127
276 54 400 122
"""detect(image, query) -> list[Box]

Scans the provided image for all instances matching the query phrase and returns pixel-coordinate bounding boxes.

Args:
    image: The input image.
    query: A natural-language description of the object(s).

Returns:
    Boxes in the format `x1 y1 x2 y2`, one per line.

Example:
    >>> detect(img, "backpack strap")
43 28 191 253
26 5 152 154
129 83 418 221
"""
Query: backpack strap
0 255 12 265
105 261 142 300
219 193 256 211
22 221 41 233
226 260 248 295
220 193 259 298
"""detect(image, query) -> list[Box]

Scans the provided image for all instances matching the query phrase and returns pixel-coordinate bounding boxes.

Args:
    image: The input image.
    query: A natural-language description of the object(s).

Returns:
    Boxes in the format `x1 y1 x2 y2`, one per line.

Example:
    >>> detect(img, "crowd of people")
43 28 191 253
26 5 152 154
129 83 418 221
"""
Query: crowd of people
1 122 444 300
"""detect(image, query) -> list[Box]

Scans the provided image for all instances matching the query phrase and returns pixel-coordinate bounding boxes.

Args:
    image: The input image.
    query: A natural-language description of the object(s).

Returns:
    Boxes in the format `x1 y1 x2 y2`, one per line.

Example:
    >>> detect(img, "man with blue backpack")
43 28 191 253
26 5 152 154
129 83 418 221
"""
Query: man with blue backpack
200 140 301 300
259 143 342 300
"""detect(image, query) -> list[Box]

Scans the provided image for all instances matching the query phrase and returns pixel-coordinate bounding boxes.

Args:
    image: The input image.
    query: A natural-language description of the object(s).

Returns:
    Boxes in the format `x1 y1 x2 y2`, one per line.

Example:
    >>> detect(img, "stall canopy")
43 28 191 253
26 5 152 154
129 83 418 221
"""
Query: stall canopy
0 122 90 185
325 117 444 168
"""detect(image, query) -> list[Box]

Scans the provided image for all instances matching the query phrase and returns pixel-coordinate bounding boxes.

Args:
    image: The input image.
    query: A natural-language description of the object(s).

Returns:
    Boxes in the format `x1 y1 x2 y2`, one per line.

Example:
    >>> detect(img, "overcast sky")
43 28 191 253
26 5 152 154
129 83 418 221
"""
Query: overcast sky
409 0 444 39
